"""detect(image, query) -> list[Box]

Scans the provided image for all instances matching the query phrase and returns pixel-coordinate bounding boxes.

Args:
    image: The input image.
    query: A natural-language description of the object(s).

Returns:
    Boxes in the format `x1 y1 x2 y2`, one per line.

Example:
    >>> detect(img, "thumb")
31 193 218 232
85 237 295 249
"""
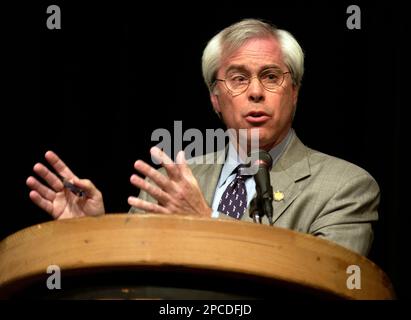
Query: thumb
72 177 102 200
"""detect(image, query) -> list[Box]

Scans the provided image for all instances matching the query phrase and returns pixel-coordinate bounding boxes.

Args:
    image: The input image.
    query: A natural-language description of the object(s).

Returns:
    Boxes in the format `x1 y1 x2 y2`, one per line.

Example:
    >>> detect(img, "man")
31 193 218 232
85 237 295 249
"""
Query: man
26 19 379 256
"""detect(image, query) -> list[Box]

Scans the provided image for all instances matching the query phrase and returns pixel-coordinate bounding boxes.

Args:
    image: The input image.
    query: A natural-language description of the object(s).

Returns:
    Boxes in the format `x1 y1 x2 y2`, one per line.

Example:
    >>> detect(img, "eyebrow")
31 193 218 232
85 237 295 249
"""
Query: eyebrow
225 64 283 75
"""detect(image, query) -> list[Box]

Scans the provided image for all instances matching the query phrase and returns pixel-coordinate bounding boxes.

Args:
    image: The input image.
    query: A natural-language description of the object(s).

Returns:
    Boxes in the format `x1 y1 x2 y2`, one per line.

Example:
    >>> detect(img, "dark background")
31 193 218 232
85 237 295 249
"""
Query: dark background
1 1 408 298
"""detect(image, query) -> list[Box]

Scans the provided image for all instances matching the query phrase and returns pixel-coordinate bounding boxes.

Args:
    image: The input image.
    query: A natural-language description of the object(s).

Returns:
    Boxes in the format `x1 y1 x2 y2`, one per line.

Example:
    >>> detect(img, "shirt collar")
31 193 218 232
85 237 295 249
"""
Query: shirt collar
268 128 294 165
218 128 295 187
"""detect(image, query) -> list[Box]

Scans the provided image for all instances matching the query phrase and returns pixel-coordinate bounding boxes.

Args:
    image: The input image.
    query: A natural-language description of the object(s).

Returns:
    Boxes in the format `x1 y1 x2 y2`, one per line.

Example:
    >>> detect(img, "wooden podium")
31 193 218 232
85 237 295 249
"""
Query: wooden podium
0 214 395 299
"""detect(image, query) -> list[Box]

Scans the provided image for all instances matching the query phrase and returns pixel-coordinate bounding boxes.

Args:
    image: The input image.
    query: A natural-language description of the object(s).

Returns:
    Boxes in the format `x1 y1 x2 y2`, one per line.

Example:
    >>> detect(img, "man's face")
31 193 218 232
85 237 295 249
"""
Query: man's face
211 37 299 151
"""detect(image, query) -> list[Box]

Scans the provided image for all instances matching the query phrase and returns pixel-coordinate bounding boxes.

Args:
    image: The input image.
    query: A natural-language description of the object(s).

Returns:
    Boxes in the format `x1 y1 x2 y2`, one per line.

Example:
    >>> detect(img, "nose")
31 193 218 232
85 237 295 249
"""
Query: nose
247 76 265 103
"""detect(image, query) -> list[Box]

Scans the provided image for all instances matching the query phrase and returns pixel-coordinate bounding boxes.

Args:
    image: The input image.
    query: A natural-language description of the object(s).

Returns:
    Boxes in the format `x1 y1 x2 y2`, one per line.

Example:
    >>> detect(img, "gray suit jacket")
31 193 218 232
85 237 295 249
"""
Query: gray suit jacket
131 133 379 256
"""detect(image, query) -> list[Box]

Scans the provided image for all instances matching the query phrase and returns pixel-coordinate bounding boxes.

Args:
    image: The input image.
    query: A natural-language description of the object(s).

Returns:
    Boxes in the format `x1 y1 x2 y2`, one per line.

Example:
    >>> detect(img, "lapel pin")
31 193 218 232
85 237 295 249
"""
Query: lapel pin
274 191 284 202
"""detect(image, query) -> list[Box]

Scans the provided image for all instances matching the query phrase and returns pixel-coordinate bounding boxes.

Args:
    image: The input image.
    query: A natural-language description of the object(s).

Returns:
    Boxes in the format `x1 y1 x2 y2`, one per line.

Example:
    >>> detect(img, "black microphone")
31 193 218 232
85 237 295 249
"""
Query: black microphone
249 150 274 225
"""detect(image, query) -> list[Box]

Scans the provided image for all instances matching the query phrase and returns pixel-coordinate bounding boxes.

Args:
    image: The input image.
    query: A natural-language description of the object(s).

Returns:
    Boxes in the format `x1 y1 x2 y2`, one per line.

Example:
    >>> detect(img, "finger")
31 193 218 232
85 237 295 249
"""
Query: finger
29 190 54 215
150 147 180 180
33 163 64 192
176 150 191 175
175 151 198 186
45 150 76 179
72 177 102 200
26 176 56 202
130 174 169 204
134 160 170 190
127 196 169 214
150 146 174 165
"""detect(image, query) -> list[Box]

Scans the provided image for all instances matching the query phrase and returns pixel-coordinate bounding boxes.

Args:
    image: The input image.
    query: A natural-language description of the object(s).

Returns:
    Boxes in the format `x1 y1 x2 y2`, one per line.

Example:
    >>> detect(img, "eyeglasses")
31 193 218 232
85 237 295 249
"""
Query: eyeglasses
215 69 291 96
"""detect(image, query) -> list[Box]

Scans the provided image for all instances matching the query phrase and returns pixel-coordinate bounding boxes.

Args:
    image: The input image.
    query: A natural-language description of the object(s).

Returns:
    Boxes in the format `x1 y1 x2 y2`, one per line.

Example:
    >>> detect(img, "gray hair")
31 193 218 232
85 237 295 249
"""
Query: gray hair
201 19 304 92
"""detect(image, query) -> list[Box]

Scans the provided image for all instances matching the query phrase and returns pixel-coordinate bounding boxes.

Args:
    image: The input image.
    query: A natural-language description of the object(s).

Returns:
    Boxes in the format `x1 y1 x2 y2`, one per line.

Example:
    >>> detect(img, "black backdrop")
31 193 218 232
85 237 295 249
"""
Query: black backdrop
1 1 408 298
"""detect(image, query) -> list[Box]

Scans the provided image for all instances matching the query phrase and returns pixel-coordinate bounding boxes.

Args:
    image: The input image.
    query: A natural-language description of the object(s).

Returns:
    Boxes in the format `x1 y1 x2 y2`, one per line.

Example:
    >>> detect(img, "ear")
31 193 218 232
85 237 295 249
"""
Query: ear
210 91 222 114
292 85 300 107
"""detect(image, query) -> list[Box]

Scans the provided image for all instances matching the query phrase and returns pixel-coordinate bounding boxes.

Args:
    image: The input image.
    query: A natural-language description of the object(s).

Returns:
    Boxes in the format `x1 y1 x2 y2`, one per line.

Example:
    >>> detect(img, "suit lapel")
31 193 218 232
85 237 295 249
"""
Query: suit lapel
269 169 302 223
270 134 311 223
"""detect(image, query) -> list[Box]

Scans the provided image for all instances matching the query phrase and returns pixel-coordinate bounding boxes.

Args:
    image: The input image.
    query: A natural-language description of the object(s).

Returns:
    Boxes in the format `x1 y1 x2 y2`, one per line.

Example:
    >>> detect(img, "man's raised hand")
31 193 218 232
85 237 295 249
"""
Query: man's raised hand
128 147 212 217
26 151 105 219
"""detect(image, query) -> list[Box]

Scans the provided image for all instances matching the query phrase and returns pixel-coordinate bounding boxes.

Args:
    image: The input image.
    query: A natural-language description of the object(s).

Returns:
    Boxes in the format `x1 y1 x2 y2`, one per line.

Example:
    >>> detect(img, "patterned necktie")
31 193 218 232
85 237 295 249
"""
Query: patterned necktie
218 165 250 219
